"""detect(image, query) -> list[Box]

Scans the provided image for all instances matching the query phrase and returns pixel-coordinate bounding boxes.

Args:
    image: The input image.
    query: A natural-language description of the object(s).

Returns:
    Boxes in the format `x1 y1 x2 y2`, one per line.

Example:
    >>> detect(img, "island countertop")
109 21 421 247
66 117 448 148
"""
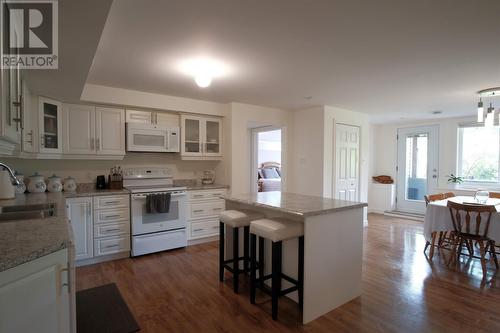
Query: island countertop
224 191 367 217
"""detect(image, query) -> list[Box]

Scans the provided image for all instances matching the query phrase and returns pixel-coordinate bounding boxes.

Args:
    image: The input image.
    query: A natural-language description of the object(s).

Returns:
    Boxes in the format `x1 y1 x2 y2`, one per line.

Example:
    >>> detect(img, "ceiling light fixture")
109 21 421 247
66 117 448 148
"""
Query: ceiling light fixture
477 87 500 126
177 57 231 88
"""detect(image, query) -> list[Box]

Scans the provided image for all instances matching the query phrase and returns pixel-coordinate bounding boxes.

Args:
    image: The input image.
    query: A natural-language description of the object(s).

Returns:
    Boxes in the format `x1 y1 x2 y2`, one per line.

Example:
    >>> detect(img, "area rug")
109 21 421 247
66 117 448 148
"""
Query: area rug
76 283 140 333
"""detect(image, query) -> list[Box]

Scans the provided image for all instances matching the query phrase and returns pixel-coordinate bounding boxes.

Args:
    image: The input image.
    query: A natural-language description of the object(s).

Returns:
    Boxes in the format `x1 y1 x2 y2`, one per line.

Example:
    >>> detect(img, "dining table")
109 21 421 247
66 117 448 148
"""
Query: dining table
424 196 500 243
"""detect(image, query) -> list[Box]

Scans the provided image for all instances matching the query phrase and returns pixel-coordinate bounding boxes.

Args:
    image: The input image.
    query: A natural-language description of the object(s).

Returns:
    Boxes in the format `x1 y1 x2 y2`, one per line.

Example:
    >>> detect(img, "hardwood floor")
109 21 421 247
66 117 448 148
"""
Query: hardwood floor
76 214 500 332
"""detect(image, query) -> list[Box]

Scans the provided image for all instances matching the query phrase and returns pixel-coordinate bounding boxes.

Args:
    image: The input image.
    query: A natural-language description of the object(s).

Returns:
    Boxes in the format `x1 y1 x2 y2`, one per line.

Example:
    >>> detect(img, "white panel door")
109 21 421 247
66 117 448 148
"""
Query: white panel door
66 197 93 261
335 124 360 201
63 104 95 154
396 125 439 214
96 107 125 155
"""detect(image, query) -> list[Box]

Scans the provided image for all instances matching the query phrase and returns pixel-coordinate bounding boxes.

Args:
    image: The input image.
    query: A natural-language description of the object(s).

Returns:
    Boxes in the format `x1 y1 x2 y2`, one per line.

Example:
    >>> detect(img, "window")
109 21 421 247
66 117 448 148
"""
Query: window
458 125 500 184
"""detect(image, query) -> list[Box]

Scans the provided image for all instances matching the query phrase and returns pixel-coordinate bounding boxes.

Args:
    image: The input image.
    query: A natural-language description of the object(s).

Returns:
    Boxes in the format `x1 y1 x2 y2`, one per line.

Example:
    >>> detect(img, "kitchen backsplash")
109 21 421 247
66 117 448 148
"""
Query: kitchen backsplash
2 153 222 184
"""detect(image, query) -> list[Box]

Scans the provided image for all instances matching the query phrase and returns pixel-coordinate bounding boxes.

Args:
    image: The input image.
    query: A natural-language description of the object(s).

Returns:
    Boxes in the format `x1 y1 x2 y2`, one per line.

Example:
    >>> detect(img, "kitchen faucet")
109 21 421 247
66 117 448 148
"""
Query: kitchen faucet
0 162 21 185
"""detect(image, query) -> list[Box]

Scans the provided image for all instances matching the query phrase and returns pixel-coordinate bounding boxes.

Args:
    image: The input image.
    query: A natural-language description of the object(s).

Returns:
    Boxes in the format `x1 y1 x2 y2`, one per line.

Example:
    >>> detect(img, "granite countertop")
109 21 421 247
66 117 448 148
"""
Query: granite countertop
224 191 367 217
0 189 130 272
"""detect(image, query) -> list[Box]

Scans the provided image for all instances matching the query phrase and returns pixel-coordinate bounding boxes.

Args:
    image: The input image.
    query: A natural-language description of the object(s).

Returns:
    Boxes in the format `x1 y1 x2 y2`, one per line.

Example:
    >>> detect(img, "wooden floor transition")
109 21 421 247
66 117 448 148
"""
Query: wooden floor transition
76 213 500 333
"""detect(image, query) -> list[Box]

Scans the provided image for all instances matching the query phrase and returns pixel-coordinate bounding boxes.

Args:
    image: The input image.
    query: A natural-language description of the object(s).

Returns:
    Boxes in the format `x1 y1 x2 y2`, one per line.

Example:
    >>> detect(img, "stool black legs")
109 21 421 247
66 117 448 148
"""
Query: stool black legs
219 222 225 282
243 226 250 272
271 241 283 320
219 221 252 294
258 237 265 286
249 234 304 321
233 227 239 293
298 236 304 309
250 234 257 304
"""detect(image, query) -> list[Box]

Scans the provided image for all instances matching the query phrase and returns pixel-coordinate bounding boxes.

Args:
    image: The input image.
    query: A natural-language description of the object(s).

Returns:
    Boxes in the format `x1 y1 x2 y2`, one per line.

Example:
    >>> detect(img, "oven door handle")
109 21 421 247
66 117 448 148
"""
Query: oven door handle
132 192 186 199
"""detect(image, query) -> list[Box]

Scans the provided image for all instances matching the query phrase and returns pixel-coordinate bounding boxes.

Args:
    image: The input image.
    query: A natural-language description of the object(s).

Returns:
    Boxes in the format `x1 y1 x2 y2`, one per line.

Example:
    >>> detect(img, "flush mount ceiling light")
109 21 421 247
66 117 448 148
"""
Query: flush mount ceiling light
177 57 231 88
477 87 500 127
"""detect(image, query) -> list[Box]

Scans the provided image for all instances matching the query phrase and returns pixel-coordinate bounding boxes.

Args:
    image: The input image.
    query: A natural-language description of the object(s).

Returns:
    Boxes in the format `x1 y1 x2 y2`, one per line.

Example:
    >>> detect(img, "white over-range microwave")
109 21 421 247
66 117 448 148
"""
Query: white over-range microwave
126 123 180 152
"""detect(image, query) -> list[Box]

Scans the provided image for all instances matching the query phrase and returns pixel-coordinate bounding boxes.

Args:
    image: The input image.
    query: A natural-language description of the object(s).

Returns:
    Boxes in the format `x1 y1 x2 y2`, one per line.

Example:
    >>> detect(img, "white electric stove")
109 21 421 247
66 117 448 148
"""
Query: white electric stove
123 167 188 256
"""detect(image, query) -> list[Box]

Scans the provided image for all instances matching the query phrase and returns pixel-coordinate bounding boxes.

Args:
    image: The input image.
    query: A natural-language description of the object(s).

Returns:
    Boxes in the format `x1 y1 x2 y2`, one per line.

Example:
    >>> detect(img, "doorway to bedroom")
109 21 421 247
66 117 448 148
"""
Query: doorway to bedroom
251 127 283 193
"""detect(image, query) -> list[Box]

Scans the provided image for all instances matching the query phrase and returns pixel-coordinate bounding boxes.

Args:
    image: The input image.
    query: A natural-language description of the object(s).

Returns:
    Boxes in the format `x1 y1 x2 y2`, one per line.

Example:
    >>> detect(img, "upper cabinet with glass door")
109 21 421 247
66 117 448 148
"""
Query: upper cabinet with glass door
181 115 222 159
38 97 62 154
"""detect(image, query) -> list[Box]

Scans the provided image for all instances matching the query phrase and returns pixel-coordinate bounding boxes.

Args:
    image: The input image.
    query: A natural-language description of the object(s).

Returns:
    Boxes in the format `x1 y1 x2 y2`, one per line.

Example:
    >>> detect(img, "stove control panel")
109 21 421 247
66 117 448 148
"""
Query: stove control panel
123 167 172 179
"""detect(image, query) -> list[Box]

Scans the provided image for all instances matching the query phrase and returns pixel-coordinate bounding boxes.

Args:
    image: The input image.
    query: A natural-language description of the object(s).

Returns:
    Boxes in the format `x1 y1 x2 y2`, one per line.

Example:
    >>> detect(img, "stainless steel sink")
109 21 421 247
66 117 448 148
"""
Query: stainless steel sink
0 203 56 222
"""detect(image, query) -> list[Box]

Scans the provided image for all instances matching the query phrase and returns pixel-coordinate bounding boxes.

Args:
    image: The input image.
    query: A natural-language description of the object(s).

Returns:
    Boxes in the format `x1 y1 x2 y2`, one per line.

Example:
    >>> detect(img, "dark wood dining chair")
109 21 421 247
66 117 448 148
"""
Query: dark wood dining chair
446 201 498 276
424 192 456 259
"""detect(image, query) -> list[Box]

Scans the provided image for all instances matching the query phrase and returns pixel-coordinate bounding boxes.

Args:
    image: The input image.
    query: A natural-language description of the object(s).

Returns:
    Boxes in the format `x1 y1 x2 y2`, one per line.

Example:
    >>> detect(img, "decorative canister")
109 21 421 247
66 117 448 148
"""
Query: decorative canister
14 172 26 194
27 172 47 193
47 174 63 192
63 176 77 192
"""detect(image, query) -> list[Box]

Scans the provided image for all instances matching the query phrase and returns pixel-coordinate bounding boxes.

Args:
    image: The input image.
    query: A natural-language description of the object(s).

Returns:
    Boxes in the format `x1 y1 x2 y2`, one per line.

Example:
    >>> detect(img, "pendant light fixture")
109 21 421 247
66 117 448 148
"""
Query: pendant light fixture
477 87 500 126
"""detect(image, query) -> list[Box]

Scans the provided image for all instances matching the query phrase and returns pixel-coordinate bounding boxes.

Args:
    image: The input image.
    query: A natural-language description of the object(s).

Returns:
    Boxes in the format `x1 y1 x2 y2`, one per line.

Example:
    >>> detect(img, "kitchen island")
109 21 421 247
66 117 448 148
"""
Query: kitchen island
224 191 367 324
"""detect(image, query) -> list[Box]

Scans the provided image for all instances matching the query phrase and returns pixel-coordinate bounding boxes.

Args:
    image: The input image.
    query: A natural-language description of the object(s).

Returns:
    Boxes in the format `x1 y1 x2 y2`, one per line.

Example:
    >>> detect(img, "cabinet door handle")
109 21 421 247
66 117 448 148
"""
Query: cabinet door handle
193 209 204 213
40 134 45 147
193 194 204 198
90 138 95 150
25 130 33 145
103 201 120 205
104 214 121 219
212 207 222 211
60 267 70 294
96 138 100 150
193 228 203 232
104 228 121 232
105 244 120 249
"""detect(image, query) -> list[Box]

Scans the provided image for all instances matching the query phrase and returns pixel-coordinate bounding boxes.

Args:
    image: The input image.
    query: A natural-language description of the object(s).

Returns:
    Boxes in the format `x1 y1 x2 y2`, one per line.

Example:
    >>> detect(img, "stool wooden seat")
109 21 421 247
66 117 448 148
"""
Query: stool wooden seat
219 210 265 293
249 217 304 320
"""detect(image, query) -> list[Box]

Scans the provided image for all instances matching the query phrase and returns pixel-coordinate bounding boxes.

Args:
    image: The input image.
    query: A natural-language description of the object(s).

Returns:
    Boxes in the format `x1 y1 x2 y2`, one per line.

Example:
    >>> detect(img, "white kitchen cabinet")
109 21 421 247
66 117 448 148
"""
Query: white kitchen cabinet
63 105 125 156
0 249 71 333
39 97 63 154
67 195 130 266
187 189 226 241
66 197 93 261
92 195 131 257
96 107 125 155
63 104 95 155
181 115 223 159
126 109 179 127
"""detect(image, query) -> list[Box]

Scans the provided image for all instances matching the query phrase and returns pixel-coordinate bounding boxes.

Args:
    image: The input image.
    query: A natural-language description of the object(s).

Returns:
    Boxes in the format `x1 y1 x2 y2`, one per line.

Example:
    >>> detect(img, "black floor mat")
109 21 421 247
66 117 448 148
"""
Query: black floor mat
76 283 140 333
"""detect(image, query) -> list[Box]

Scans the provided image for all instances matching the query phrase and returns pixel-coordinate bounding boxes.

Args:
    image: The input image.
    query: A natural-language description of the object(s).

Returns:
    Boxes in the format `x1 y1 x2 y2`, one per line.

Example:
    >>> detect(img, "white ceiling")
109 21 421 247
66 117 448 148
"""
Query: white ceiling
25 0 113 101
86 0 500 122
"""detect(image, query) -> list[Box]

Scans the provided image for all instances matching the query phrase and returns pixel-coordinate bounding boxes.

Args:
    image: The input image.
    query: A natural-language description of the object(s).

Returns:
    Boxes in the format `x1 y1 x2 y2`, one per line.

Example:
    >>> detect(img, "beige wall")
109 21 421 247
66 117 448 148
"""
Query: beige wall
227 102 293 194
371 116 474 194
2 153 221 184
288 105 370 204
288 107 325 196
81 84 227 116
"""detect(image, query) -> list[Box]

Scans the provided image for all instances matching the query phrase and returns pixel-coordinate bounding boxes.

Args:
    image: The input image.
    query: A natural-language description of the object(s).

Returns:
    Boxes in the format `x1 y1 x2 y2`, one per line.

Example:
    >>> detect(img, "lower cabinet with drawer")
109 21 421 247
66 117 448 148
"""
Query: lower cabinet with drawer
66 194 130 266
187 189 226 242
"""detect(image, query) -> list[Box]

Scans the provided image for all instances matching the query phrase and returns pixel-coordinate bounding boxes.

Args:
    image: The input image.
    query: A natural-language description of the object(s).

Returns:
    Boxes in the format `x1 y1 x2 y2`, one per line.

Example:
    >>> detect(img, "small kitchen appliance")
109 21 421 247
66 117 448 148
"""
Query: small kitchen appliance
96 175 106 189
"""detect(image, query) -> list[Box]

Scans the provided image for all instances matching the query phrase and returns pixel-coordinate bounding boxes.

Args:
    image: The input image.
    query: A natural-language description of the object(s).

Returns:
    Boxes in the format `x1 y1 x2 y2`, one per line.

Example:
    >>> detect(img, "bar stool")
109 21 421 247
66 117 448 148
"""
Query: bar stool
219 209 265 293
249 217 304 320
